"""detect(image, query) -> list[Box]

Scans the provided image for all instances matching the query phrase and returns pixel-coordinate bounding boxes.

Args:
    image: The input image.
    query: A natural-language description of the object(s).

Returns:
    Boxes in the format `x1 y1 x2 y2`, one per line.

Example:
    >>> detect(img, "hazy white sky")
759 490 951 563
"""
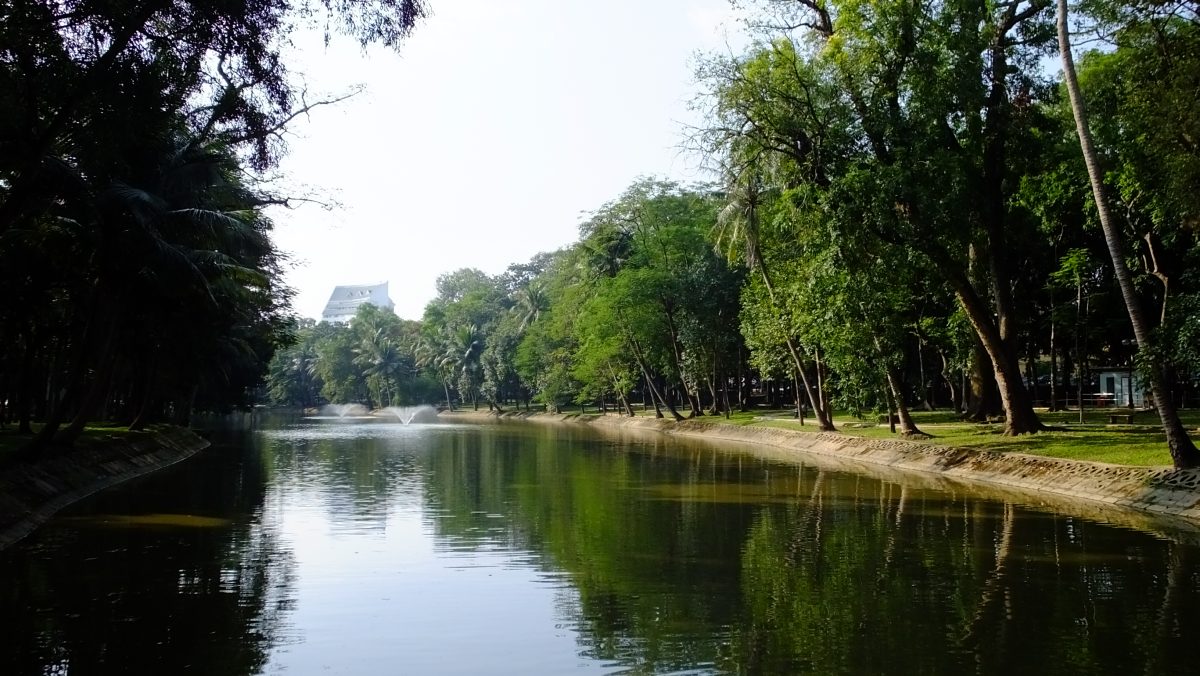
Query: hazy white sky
269 0 746 320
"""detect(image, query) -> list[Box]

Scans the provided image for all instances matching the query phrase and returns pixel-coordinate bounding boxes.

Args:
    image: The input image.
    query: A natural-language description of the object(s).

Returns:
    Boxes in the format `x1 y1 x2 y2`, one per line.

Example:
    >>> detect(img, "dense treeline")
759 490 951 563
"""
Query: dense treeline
5 0 1199 469
266 0 1200 468
0 0 427 451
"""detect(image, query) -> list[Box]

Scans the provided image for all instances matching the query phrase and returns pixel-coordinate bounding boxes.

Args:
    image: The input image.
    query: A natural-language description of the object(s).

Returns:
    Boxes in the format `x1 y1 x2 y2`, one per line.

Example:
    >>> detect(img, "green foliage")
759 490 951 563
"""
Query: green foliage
0 0 429 440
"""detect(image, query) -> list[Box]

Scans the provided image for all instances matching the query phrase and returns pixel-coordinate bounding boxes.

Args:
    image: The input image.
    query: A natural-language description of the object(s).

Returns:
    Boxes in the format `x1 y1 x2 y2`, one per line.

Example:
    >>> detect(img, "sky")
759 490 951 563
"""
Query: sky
269 0 748 321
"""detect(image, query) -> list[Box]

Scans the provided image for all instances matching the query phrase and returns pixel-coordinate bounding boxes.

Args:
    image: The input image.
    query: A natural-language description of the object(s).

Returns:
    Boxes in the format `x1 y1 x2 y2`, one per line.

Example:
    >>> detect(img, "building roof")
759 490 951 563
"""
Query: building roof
321 282 395 323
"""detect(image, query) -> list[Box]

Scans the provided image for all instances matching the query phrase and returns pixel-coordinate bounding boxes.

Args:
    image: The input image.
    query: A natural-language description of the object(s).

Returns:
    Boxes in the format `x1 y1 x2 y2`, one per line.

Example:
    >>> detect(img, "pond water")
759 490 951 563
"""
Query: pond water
3 417 1200 675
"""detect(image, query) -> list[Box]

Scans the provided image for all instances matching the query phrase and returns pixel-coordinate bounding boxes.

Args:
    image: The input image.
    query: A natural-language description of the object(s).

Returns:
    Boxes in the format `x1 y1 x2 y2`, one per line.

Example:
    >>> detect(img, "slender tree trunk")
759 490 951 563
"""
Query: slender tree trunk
1058 0 1199 467
128 381 157 431
885 385 897 434
722 367 732 420
876 337 925 437
619 391 634 417
660 302 702 417
737 345 749 412
707 350 720 415
1049 308 1060 411
630 341 680 420
917 335 934 410
642 372 663 418
941 351 963 414
756 264 835 430
442 377 454 412
817 349 830 414
173 385 198 427
15 332 36 434
660 379 686 420
29 301 107 452
58 346 118 447
886 368 925 436
793 370 804 425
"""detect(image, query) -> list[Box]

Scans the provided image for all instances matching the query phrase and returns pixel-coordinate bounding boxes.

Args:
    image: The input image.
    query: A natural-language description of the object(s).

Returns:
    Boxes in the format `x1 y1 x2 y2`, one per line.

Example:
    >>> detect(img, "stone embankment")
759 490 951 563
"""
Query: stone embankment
441 410 1200 526
0 427 210 549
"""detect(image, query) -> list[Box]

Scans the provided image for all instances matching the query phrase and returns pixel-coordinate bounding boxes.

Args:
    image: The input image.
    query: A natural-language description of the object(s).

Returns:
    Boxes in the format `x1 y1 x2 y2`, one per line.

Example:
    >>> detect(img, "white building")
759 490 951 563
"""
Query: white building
321 282 395 323
1094 367 1146 408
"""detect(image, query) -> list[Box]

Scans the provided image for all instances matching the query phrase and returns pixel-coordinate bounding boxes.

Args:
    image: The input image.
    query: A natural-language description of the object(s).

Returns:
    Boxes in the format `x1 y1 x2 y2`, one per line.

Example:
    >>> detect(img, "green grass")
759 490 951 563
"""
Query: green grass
0 424 148 467
679 406 1200 467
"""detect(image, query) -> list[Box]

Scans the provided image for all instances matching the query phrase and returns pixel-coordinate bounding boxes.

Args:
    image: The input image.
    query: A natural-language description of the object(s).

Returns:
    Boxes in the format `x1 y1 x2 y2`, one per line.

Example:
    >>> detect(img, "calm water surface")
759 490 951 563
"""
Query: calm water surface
4 417 1200 675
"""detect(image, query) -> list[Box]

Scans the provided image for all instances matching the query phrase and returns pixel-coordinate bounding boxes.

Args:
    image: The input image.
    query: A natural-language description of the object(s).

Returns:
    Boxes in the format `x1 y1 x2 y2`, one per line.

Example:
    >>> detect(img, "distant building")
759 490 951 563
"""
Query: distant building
1094 367 1146 408
321 282 395 323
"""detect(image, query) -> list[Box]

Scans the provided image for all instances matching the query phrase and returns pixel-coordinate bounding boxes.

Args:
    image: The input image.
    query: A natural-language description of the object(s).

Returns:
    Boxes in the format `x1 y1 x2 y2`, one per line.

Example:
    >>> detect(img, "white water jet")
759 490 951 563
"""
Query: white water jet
379 405 438 425
319 403 369 418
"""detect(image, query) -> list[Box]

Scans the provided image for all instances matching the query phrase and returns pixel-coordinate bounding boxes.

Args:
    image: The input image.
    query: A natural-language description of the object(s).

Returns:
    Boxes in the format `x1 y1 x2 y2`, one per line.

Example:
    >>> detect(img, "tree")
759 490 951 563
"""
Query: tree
700 2 1055 434
1057 0 1200 467
0 0 430 446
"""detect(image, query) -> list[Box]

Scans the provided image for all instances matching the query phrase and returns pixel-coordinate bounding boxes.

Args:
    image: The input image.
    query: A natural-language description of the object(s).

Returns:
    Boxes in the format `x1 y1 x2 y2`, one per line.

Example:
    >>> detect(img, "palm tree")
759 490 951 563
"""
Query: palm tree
715 160 835 431
354 327 406 407
512 281 549 333
1057 0 1199 468
414 332 455 411
440 324 484 410
46 135 275 447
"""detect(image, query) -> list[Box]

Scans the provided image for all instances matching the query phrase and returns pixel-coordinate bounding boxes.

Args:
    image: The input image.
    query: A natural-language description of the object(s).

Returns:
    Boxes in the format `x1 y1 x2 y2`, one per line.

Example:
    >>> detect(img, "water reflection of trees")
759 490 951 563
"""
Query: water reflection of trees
264 431 425 532
0 434 295 675
422 426 1200 675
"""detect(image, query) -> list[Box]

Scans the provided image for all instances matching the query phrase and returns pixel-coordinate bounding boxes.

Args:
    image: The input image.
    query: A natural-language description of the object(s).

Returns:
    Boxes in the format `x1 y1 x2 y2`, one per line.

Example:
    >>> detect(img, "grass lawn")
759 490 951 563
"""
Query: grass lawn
679 406 1200 467
0 424 148 468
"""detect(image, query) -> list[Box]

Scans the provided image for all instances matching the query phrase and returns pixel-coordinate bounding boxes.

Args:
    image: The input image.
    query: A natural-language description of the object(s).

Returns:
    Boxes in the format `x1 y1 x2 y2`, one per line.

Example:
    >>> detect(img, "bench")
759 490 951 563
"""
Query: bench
1108 413 1137 424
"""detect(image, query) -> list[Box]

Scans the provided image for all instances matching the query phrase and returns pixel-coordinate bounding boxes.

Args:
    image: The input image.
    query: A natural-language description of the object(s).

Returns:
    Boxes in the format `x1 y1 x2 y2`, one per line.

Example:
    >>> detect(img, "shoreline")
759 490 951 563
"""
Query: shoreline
0 427 210 550
440 409 1200 530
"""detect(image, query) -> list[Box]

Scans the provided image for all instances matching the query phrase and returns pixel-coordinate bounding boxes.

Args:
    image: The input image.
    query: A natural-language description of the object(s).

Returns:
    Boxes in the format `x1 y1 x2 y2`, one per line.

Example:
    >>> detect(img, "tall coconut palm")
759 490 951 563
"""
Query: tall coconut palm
512 281 549 333
414 332 454 411
354 327 406 407
440 324 485 410
1057 0 1199 468
715 160 835 431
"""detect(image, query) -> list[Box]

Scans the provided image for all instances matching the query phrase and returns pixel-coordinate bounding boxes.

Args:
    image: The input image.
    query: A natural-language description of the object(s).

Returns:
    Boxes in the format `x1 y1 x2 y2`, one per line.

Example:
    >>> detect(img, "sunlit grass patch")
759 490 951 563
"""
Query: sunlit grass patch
682 406 1184 467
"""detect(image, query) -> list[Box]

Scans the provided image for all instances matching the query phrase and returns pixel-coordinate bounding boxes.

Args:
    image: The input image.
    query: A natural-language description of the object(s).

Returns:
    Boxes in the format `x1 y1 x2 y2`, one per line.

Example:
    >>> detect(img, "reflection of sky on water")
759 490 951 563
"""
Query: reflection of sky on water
263 425 603 675
6 419 1200 675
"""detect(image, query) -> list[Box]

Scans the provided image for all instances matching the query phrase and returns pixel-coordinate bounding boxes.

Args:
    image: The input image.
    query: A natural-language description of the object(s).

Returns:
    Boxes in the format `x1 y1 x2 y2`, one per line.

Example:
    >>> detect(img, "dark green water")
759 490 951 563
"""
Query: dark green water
3 418 1200 675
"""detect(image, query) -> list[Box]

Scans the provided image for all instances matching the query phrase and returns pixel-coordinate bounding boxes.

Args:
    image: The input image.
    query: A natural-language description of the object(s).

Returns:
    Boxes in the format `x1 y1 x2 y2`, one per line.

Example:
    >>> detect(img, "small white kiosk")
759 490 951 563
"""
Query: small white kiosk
1094 367 1146 408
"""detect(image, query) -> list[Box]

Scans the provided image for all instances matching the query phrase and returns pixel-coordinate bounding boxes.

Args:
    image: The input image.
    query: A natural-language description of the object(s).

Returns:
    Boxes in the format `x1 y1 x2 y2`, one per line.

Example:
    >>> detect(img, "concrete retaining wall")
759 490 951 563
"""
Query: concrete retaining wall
0 427 210 549
442 410 1200 526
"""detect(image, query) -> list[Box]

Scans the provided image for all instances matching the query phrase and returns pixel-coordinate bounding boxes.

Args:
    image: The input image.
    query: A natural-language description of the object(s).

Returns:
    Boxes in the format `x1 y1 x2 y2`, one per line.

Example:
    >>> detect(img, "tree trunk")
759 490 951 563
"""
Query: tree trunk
1049 309 1060 411
941 350 963 414
58 346 118 447
173 385 198 427
707 352 721 415
875 337 924 436
737 345 749 412
884 386 897 434
966 336 1001 421
948 270 1043 434
660 301 702 417
128 376 157 431
15 332 36 434
917 335 934 410
757 263 835 430
793 370 804 425
629 337 681 420
892 367 926 437
619 391 635 417
1058 0 1199 467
